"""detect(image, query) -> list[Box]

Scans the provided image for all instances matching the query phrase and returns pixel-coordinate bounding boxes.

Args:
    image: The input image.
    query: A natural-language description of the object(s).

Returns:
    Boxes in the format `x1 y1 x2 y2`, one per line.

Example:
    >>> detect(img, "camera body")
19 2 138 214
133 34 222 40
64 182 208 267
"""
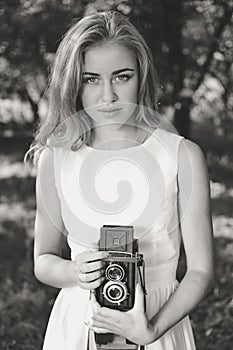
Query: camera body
95 225 143 311
95 225 144 348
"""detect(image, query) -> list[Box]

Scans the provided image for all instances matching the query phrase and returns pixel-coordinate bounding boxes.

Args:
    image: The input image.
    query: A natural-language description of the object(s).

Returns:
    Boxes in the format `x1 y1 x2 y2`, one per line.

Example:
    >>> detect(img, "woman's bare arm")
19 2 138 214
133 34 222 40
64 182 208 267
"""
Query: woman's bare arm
34 148 107 289
149 139 215 338
34 147 78 288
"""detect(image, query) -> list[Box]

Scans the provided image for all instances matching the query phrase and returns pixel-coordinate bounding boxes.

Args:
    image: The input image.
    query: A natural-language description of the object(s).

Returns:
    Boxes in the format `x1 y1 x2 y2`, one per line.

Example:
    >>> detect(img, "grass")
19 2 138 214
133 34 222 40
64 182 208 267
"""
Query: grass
0 126 233 350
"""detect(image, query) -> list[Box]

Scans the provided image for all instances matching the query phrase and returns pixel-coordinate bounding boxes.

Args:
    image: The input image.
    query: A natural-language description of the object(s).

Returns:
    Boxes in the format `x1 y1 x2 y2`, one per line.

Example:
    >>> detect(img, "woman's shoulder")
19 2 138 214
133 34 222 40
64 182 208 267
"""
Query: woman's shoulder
156 127 206 162
37 146 53 168
154 129 208 174
154 127 184 144
36 146 58 179
179 138 206 163
37 145 76 184
152 128 185 161
178 138 208 176
38 145 71 165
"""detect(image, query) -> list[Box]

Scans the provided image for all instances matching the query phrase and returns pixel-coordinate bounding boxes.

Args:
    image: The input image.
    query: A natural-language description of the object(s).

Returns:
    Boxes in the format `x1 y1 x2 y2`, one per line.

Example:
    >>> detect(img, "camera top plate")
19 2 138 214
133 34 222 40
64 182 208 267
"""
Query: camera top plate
100 225 136 253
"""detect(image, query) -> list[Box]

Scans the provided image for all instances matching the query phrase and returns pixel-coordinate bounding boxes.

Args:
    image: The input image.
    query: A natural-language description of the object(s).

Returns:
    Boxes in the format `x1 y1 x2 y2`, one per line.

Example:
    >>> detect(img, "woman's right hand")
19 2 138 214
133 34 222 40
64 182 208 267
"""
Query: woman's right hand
71 251 109 290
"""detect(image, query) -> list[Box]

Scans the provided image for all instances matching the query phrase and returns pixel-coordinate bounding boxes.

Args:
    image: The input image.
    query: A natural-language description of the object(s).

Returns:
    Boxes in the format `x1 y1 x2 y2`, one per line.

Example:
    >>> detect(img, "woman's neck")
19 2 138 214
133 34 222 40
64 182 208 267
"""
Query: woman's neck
88 122 151 150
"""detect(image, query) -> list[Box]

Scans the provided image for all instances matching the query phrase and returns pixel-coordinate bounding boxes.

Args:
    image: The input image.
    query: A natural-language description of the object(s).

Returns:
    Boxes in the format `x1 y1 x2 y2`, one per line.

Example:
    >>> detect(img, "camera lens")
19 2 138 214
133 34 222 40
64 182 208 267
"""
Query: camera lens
106 264 125 281
109 286 122 300
103 281 128 304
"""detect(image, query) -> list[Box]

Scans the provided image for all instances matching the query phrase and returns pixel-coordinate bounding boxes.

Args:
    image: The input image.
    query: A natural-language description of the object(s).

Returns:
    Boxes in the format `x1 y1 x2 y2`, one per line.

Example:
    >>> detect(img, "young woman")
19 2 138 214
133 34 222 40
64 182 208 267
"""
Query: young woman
31 11 214 350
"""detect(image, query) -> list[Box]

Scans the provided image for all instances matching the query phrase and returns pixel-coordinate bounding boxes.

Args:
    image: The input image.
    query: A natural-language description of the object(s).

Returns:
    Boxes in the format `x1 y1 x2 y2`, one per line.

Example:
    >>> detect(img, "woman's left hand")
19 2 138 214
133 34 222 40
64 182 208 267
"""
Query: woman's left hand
87 283 157 345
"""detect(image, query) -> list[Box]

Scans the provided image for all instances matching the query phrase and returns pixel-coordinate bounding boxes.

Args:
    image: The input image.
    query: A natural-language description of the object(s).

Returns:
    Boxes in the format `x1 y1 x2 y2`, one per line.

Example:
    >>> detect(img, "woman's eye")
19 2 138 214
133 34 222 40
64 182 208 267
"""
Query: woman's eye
114 75 130 82
83 77 98 84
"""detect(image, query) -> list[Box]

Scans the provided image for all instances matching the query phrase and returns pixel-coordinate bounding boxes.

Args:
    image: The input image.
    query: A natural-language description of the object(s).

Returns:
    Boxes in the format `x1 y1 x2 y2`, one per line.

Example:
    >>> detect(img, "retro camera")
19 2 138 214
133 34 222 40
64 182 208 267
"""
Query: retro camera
95 225 145 348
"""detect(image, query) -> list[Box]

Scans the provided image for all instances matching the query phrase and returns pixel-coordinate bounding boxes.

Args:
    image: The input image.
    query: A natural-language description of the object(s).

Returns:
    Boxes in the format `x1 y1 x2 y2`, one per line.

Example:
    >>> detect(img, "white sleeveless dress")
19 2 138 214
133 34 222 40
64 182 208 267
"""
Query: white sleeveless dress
42 128 196 350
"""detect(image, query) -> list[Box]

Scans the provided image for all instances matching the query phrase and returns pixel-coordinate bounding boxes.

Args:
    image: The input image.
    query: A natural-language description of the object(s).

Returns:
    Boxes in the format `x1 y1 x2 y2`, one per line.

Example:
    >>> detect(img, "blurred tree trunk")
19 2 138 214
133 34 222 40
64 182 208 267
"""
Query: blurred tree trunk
26 91 40 126
193 4 233 93
174 97 192 138
222 62 233 136
163 0 190 137
18 87 40 126
174 3 233 138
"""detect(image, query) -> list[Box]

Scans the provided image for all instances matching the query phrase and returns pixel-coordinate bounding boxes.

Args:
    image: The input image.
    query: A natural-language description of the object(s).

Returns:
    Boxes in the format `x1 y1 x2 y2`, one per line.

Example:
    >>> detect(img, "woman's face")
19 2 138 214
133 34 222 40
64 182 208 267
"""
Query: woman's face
80 41 139 127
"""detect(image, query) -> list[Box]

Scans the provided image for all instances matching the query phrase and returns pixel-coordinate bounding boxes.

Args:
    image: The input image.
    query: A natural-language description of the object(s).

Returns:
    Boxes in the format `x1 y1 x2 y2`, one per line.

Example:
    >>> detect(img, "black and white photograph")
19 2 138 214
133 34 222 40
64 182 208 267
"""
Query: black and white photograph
0 1 232 349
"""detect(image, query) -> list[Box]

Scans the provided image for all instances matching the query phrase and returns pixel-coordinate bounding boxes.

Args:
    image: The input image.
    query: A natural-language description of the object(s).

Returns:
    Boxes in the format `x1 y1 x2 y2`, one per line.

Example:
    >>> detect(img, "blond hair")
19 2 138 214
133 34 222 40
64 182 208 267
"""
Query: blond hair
28 11 160 162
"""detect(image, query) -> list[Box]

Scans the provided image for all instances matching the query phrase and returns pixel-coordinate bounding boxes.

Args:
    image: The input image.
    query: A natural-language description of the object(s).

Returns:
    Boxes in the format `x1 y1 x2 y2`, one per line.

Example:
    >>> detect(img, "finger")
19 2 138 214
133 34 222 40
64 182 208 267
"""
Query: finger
88 325 112 334
85 321 110 334
90 319 122 335
79 269 104 283
92 313 116 326
89 295 123 330
99 307 121 320
93 307 125 330
80 260 106 273
78 276 105 290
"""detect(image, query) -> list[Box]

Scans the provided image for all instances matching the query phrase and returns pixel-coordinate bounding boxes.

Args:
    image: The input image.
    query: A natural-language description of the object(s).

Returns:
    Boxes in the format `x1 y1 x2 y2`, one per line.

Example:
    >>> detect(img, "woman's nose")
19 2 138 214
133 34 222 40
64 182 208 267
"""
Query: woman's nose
100 81 118 104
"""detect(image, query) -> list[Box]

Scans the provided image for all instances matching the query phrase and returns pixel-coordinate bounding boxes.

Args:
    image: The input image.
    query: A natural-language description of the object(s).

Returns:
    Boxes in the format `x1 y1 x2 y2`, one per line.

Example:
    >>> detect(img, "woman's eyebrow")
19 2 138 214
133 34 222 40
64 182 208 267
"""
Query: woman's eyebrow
82 68 135 76
112 68 135 75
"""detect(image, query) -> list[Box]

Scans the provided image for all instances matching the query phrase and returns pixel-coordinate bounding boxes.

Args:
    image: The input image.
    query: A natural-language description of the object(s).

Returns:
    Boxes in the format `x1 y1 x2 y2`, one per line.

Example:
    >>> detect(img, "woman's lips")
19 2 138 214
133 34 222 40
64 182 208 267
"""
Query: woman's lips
98 108 122 113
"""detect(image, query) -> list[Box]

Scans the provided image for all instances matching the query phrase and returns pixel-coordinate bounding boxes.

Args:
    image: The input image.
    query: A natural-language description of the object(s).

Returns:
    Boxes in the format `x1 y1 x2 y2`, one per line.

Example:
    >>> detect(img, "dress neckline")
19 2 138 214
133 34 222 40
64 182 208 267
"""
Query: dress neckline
82 127 160 152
